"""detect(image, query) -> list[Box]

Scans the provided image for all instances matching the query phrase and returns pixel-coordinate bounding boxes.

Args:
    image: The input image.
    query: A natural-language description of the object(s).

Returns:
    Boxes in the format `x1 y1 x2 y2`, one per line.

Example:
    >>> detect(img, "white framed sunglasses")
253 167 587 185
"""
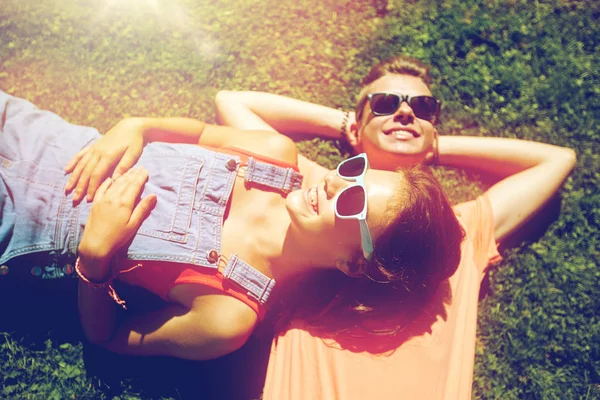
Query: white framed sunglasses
334 153 374 261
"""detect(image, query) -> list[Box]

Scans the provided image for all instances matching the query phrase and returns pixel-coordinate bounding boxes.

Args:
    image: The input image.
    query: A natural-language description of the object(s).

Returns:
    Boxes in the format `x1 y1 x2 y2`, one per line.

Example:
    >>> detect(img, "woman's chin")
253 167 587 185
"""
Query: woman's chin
285 190 310 224
367 145 428 169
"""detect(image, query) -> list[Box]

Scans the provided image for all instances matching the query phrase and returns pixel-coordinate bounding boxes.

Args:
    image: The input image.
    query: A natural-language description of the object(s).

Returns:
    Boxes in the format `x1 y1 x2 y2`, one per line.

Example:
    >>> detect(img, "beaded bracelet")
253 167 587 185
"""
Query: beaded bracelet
75 257 142 310
340 110 350 139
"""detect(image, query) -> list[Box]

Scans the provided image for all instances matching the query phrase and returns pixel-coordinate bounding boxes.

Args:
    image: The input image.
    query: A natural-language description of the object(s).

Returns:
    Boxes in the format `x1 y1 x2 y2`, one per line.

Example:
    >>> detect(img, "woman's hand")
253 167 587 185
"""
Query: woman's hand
65 118 146 204
78 167 157 268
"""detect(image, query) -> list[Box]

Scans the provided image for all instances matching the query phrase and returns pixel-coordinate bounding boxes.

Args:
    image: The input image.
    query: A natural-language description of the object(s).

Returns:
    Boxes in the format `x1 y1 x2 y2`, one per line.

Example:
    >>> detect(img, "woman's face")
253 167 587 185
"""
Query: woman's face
353 74 437 169
286 166 404 262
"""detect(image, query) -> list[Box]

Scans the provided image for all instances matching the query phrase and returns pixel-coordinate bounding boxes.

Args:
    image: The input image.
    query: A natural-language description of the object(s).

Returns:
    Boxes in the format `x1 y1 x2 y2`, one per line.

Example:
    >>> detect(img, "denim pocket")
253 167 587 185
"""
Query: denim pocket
136 154 205 244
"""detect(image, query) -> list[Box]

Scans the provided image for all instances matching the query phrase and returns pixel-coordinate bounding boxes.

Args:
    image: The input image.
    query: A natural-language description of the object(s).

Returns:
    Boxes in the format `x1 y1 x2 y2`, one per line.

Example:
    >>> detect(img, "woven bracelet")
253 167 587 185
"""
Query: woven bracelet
75 256 142 309
340 110 350 139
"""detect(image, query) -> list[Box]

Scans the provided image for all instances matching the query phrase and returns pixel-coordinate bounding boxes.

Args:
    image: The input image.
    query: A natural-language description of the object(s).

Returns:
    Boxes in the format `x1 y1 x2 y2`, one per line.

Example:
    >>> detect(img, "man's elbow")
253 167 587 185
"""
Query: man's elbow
215 90 233 106
562 148 577 172
215 90 239 124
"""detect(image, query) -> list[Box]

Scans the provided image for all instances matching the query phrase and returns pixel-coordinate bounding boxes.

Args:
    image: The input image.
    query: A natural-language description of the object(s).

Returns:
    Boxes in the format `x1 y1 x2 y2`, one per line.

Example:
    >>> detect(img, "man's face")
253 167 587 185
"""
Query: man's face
352 74 437 170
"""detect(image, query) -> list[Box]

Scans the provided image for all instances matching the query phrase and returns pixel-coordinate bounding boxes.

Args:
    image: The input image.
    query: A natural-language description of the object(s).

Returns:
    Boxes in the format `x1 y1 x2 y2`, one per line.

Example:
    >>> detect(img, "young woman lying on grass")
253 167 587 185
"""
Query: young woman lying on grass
214 56 578 399
0 88 464 362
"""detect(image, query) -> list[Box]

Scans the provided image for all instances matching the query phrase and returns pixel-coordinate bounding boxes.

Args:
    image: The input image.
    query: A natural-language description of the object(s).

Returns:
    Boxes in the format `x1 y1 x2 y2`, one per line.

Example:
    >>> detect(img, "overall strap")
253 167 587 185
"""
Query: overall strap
244 157 303 194
223 254 276 305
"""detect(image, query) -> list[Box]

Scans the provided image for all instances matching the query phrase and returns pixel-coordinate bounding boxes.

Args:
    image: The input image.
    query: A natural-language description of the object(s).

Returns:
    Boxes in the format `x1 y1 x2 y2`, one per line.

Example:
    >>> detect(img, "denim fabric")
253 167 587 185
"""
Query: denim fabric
245 156 303 194
122 144 235 265
0 91 98 265
0 91 302 303
223 255 276 305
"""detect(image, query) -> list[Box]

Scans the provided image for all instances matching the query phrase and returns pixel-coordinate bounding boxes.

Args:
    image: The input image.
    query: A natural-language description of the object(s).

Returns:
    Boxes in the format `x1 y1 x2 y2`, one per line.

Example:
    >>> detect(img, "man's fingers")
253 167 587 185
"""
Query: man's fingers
112 147 141 181
74 155 100 204
65 150 92 195
93 177 113 203
86 158 118 202
64 146 90 173
127 194 157 231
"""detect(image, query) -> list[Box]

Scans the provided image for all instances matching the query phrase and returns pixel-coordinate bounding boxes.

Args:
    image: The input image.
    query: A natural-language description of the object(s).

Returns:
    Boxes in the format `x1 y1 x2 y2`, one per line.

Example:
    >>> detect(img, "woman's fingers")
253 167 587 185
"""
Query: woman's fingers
64 146 90 174
106 166 149 209
93 177 113 202
127 194 157 231
123 167 150 207
112 146 142 181
109 168 154 238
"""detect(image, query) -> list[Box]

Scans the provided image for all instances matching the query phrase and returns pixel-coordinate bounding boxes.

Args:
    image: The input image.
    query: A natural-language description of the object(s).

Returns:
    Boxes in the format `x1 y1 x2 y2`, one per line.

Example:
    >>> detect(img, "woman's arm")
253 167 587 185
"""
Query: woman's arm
215 90 352 138
65 117 286 203
79 280 255 360
76 167 154 341
437 136 577 243
76 167 256 360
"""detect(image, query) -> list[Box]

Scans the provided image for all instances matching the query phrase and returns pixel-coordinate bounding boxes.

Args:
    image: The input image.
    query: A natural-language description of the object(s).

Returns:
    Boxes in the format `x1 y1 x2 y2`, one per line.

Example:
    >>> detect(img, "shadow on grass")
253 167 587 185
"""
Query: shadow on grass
84 335 270 400
0 277 270 400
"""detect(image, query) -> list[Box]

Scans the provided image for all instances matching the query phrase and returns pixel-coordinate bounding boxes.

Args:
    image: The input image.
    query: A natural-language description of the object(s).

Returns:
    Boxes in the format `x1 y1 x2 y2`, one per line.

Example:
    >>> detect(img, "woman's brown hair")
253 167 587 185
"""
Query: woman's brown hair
273 165 465 352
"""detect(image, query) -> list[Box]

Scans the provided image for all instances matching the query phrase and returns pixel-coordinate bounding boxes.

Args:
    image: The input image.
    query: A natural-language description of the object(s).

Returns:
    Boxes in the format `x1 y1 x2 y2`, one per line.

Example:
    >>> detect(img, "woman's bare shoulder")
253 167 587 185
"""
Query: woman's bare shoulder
170 283 258 334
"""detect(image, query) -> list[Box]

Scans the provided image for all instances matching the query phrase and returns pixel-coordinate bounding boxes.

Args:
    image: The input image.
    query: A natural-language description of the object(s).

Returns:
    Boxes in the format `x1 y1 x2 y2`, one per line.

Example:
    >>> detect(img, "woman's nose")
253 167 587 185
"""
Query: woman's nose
324 172 351 198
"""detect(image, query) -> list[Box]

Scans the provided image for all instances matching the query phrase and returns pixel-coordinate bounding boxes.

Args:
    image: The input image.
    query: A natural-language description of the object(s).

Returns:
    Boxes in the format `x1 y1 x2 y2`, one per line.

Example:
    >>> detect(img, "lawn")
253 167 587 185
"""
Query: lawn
1 0 599 398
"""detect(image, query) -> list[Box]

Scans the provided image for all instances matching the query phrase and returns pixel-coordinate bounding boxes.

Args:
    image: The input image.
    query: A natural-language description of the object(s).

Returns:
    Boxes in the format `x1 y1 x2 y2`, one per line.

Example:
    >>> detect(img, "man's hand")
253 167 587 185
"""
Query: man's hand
422 133 439 166
78 167 157 265
64 118 146 204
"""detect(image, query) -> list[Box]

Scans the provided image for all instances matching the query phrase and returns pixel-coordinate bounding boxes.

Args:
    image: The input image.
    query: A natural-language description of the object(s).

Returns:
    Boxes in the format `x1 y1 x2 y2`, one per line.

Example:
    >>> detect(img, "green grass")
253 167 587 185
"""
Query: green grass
1 0 599 398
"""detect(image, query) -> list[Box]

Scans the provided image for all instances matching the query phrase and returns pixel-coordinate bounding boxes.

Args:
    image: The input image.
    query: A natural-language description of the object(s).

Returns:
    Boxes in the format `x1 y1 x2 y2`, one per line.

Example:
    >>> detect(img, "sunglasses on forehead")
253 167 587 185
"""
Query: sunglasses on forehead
359 92 441 123
334 153 374 261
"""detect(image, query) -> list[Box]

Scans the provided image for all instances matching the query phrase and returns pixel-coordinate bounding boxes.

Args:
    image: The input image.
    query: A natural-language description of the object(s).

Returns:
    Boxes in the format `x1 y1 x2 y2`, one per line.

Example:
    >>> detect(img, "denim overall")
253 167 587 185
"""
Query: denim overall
0 91 303 305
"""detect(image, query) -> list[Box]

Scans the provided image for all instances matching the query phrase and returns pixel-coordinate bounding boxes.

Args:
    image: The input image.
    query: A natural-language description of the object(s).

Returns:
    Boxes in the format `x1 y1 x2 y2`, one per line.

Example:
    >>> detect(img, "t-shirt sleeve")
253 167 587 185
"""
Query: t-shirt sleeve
453 194 502 275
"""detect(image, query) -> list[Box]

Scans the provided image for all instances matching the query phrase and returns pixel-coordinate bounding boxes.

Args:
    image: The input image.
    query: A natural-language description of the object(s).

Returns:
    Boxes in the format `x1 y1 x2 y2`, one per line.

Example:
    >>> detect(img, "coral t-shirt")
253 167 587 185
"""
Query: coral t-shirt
263 194 502 400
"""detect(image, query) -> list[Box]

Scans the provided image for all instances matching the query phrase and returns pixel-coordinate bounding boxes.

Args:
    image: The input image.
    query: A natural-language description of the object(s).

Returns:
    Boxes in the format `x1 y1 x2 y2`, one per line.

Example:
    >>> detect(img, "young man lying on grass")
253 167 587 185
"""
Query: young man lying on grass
214 55 577 399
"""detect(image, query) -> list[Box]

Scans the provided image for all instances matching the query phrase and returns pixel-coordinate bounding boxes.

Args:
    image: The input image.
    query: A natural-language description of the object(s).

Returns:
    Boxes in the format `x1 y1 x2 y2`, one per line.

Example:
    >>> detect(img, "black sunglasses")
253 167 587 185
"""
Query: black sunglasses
358 92 441 123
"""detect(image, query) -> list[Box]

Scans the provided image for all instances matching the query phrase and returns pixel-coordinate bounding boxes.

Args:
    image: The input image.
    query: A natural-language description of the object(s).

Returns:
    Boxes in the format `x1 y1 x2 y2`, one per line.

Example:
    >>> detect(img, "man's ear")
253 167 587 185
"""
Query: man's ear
347 121 361 148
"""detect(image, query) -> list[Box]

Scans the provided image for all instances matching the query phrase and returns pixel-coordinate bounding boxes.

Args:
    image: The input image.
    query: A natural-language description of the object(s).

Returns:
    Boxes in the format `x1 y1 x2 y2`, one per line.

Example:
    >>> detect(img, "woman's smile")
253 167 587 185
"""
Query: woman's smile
304 186 320 215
